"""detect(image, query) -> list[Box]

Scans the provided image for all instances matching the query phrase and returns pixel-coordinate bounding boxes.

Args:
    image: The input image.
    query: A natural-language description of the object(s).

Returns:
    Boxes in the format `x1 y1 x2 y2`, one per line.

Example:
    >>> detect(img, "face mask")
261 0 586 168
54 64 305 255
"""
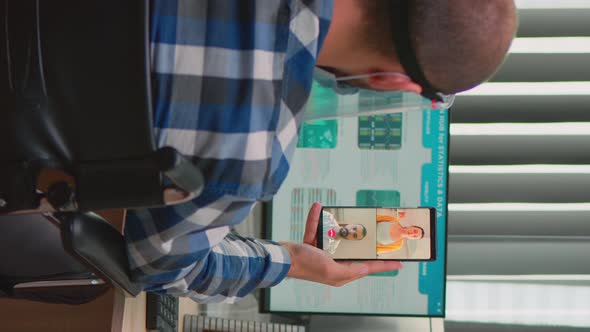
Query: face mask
306 67 455 122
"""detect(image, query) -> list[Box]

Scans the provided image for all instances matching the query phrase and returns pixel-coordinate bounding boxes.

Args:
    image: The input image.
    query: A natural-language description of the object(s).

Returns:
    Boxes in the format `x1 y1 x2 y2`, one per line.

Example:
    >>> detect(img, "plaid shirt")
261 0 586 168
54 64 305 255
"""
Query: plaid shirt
124 0 333 302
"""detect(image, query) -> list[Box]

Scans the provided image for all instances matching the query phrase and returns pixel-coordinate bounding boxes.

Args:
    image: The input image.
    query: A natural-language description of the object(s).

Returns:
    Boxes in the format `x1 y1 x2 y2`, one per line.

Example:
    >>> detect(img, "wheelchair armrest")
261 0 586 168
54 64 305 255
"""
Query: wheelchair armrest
56 212 143 297
157 146 205 201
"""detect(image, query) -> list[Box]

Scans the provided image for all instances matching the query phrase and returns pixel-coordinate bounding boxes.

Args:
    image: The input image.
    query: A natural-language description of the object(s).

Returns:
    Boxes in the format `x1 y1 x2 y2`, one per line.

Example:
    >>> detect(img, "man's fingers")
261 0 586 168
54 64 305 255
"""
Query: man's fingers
332 261 403 286
339 260 402 276
303 202 322 245
364 261 403 275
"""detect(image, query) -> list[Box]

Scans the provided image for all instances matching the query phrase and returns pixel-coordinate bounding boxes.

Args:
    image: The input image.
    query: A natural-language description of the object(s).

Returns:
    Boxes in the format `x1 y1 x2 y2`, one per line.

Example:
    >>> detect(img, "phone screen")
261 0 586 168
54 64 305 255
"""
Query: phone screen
317 207 436 261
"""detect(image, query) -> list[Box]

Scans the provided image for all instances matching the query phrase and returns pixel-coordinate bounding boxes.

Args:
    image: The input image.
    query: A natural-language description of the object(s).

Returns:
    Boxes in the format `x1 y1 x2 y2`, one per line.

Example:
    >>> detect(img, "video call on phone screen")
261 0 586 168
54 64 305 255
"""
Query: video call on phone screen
321 207 433 260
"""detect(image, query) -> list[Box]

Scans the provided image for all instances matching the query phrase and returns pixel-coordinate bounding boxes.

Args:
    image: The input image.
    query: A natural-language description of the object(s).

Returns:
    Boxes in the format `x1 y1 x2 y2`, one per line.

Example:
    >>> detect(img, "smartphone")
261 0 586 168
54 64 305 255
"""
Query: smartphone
317 206 436 261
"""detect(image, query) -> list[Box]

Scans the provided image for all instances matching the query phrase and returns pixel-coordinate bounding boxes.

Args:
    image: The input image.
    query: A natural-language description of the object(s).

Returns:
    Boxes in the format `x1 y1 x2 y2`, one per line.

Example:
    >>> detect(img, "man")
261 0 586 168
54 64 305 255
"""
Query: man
125 0 518 302
376 214 424 255
322 210 367 255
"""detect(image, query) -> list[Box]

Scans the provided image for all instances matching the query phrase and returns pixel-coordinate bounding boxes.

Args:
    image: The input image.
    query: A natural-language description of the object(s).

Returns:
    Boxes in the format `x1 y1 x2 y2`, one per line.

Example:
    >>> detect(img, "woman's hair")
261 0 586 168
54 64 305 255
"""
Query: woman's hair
407 225 425 239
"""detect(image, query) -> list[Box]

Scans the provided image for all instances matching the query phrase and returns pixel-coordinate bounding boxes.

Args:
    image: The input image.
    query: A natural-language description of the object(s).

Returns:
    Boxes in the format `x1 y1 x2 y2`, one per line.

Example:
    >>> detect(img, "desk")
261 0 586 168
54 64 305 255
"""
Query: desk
115 292 201 332
0 290 118 332
0 206 201 332
0 176 275 332
0 289 200 332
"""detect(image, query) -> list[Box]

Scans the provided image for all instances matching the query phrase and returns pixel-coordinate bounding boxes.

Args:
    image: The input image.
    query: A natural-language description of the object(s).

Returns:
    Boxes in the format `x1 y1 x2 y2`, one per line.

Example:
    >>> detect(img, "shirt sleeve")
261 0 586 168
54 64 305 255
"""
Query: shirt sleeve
124 194 291 303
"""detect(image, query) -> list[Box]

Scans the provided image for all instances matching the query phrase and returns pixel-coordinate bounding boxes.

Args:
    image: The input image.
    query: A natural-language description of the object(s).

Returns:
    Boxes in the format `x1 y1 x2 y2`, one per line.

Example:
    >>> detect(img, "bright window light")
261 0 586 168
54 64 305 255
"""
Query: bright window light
451 122 590 136
446 280 590 328
459 82 590 96
449 275 590 281
450 165 590 174
448 203 590 212
516 0 590 9
510 37 590 53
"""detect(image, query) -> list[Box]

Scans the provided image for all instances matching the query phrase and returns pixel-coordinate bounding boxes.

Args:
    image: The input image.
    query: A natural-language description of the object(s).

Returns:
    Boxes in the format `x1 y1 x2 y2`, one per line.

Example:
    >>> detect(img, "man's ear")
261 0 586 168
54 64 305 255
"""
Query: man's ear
367 74 423 94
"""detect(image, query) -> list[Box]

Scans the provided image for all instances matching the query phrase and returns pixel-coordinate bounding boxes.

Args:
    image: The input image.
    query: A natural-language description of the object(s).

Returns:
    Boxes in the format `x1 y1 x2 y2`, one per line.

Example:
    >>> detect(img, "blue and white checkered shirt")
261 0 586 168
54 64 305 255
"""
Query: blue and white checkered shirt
124 0 333 303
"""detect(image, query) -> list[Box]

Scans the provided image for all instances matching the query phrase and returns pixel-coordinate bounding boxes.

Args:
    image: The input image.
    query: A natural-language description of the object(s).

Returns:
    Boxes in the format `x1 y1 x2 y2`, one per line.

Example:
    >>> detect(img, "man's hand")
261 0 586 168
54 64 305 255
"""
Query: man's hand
281 202 402 287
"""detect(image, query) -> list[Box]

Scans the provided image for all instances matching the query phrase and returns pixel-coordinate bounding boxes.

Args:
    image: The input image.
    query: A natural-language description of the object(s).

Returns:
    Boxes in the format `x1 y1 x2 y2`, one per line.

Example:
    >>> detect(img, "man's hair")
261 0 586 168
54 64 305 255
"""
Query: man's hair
360 0 518 94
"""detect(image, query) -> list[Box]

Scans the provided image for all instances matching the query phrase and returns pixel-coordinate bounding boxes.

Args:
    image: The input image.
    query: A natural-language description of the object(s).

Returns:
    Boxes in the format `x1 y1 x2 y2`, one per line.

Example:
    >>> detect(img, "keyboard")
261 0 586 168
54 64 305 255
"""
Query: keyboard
146 293 179 332
183 315 306 332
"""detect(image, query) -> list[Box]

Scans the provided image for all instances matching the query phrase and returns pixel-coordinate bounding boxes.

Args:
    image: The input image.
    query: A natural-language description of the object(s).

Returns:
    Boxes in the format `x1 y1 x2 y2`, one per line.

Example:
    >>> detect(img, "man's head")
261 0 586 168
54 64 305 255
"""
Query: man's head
338 223 368 240
317 0 518 96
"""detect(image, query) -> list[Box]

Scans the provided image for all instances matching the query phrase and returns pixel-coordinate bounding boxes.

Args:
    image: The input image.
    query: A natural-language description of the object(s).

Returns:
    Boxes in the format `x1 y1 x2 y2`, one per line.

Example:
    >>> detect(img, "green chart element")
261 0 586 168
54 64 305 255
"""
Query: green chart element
358 113 403 150
357 189 401 277
297 120 338 149
356 190 401 207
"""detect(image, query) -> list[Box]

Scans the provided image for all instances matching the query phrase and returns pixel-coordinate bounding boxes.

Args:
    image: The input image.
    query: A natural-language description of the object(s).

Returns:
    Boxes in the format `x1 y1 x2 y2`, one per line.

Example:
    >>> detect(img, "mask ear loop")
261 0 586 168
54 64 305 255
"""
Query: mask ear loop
334 72 411 82
434 93 456 109
333 72 412 95
336 73 456 110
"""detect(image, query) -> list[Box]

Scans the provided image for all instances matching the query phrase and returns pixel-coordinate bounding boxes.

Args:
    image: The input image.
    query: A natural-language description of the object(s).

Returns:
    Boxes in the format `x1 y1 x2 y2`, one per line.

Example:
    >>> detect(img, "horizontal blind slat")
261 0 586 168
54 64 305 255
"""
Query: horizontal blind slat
448 241 590 275
518 9 590 37
448 210 590 236
449 173 590 203
491 54 590 82
450 136 590 165
450 96 590 124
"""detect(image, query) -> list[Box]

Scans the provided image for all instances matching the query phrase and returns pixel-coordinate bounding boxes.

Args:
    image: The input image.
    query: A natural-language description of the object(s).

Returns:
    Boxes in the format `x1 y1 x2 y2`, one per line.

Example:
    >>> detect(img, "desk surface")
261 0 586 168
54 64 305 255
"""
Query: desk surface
117 292 201 332
0 206 200 332
0 290 118 332
0 290 200 332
